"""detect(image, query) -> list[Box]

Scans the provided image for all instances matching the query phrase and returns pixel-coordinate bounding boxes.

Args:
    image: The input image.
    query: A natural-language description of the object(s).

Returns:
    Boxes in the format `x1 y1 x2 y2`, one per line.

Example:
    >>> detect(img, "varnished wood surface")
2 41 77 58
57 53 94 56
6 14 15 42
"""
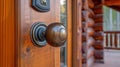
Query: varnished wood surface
93 41 103 50
0 0 15 67
0 0 73 67
72 0 82 67
15 0 73 67
94 50 104 59
104 0 120 6
67 0 72 67
104 0 120 11
16 0 60 67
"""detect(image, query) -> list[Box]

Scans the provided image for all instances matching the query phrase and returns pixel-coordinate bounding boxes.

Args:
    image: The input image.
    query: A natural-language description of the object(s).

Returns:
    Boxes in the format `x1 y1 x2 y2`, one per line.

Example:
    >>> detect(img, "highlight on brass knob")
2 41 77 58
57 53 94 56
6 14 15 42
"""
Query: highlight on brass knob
30 22 67 47
45 23 67 47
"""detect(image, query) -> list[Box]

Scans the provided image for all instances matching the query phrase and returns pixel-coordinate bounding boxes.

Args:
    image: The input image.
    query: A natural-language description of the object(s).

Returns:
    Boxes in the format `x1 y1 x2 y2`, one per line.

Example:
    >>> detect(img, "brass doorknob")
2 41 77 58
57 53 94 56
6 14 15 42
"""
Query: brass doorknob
30 22 67 47
45 23 67 47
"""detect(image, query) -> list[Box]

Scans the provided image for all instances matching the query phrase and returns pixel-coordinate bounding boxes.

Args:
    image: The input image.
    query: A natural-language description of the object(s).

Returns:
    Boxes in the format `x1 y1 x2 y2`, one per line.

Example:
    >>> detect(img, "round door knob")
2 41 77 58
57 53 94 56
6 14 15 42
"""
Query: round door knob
30 22 67 47
45 23 67 47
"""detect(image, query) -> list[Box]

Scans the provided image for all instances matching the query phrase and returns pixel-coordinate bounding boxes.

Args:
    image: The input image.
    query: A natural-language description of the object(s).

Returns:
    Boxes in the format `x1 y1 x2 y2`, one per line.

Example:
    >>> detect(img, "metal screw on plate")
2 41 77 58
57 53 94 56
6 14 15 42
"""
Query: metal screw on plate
41 0 47 6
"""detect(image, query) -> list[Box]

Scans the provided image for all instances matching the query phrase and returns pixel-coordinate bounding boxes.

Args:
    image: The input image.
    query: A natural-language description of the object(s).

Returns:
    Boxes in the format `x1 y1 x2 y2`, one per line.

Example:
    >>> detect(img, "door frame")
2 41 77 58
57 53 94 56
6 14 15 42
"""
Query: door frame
72 0 82 67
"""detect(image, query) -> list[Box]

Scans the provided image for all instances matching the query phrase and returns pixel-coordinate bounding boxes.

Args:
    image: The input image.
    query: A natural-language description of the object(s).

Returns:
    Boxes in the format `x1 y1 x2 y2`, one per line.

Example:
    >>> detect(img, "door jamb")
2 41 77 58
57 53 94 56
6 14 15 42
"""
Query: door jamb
72 0 82 67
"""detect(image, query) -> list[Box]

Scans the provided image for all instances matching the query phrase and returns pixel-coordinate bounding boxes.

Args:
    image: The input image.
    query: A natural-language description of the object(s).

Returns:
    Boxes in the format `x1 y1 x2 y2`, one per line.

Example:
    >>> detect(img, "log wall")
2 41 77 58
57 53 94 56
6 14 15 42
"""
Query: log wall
82 0 104 67
82 0 95 67
93 0 104 63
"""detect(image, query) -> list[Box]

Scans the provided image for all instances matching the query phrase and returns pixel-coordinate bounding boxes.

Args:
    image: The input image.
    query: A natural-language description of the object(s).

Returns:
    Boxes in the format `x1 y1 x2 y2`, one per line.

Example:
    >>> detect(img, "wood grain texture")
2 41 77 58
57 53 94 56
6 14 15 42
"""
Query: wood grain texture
82 0 95 67
93 32 103 40
94 50 104 59
16 0 61 67
104 0 120 6
93 41 104 50
15 0 73 67
88 0 94 8
93 5 103 14
93 0 104 63
67 0 72 67
0 0 15 67
72 0 82 67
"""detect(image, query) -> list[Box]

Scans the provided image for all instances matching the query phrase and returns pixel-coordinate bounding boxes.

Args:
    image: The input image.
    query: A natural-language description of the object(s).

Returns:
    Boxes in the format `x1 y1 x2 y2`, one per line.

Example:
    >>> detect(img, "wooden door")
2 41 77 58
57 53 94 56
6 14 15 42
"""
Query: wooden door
15 0 72 67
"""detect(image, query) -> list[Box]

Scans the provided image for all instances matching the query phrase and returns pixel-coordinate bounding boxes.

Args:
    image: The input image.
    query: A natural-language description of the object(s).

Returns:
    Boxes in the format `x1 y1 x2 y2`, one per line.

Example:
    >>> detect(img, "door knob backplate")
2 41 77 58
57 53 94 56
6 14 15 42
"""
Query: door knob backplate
30 22 47 47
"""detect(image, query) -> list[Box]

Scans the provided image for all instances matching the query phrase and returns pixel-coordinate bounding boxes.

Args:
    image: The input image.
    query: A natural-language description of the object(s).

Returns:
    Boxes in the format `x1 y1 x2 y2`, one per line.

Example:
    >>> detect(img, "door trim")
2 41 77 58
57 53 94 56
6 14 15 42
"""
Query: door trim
72 0 82 67
67 0 72 67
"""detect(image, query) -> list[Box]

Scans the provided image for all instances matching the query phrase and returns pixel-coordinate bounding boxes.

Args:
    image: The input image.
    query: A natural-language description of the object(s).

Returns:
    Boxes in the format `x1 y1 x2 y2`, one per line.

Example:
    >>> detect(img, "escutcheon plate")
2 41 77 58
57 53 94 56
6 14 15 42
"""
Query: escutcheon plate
30 22 47 47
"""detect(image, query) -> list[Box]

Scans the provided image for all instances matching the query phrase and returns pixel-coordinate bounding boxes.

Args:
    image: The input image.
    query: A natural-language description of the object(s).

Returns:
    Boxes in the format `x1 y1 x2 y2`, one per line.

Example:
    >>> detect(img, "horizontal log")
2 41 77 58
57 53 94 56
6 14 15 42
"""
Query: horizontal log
104 0 120 6
82 9 95 19
87 47 94 59
94 4 103 9
94 50 104 59
82 33 87 42
82 0 88 10
94 17 103 23
94 14 103 19
88 8 95 18
87 56 94 67
93 23 103 31
93 41 104 49
82 42 86 53
86 18 95 27
93 27 103 32
86 27 95 36
82 22 86 28
93 0 102 5
94 14 103 22
82 38 95 53
88 0 94 8
94 23 103 27
93 32 103 40
82 22 86 32
82 17 85 21
82 28 85 32
93 6 103 14
87 37 95 48
82 11 86 21
82 54 86 63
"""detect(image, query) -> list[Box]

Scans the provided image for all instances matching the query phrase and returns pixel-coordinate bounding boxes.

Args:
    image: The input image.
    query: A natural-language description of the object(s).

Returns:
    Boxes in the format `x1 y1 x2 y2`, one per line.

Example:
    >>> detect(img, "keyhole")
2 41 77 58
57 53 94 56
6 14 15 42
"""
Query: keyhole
41 0 47 6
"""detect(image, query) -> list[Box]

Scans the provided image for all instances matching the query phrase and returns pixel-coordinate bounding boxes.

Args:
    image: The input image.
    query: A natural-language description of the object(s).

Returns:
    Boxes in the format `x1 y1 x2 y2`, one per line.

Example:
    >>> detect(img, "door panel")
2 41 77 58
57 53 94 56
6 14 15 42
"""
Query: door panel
17 0 73 67
19 0 60 67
